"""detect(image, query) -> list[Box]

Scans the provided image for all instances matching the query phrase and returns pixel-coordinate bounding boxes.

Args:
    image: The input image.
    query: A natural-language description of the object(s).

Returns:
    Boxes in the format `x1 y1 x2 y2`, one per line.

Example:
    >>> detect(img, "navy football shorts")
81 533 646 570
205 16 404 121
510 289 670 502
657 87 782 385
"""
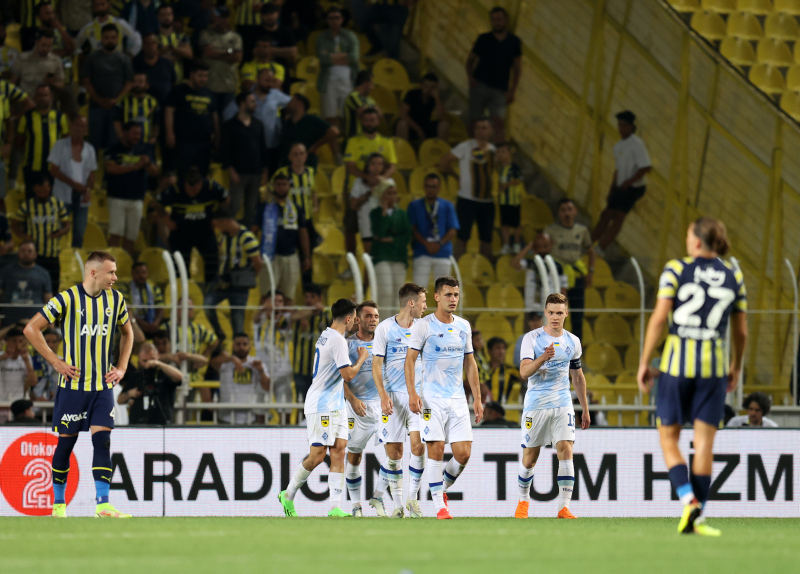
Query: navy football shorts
52 387 115 434
655 373 727 427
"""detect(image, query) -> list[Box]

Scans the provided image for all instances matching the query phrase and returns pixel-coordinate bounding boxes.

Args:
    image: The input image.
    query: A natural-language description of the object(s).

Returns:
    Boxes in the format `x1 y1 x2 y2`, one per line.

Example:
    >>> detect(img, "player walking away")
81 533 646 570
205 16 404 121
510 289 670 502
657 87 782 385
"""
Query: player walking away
279 298 368 517
637 217 747 537
372 282 428 518
405 276 483 520
341 301 386 517
515 293 590 519
23 251 135 518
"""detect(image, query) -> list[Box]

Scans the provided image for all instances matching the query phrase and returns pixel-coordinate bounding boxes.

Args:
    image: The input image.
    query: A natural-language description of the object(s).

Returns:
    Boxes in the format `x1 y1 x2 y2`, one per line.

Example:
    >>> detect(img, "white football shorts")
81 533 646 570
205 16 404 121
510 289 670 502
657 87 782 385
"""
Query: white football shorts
307 409 348 447
521 406 576 449
420 395 473 444
378 391 421 444
345 400 381 453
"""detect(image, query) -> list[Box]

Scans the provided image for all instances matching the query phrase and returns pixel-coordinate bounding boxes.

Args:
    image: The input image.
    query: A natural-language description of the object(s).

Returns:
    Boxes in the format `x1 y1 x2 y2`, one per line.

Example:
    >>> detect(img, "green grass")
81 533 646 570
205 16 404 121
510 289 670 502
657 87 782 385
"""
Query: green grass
1 517 798 573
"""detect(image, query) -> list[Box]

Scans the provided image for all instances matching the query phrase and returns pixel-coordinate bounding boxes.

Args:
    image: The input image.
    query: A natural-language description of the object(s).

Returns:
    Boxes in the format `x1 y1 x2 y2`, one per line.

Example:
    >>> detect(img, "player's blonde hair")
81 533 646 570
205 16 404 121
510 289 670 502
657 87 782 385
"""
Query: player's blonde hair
545 293 568 308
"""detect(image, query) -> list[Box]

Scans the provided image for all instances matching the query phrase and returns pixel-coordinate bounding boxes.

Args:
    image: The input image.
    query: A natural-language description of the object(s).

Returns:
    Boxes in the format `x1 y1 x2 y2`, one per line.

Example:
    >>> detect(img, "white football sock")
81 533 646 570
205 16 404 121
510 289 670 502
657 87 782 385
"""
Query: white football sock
518 463 534 502
285 463 312 501
345 461 362 507
427 459 445 511
386 458 403 507
329 471 344 511
442 457 466 491
557 459 575 510
373 463 389 498
408 454 425 501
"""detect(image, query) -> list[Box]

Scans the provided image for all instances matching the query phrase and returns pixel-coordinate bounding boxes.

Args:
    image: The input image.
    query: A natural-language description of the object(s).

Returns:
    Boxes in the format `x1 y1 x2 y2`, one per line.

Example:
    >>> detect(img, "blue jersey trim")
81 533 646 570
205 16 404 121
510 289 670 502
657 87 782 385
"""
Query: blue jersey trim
373 353 385 358
345 477 361 484
464 351 474 355
337 364 352 370
311 442 323 447
410 347 422 352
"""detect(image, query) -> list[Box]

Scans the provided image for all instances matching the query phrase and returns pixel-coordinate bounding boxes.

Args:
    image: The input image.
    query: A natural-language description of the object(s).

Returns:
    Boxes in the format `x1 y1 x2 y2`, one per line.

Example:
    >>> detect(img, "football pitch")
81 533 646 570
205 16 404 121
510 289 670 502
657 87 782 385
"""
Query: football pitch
1 517 799 573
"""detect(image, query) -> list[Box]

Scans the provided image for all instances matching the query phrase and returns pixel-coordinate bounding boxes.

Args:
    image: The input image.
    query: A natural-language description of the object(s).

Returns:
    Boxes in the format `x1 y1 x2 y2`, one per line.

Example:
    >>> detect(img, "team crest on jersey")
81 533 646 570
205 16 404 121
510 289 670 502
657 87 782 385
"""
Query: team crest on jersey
423 409 431 421
321 416 329 428
348 418 354 430
382 414 389 424
525 417 532 430
105 307 113 316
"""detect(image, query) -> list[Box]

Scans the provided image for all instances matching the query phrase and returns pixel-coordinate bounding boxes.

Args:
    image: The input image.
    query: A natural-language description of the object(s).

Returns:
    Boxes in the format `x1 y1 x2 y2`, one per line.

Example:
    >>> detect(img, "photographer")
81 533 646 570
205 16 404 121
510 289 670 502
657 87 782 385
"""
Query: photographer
119 343 184 425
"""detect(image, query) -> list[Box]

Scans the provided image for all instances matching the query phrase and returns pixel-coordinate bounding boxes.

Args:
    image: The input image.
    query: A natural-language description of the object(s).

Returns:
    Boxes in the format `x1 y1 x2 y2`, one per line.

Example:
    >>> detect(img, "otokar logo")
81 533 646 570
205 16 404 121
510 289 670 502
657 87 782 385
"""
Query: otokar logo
80 324 109 336
0 433 80 515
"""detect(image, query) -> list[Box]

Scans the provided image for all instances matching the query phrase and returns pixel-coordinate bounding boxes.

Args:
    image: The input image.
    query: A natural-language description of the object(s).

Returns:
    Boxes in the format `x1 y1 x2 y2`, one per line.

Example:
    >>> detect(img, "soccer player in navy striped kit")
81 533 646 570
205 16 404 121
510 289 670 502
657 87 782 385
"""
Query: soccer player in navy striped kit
638 217 748 536
24 251 135 518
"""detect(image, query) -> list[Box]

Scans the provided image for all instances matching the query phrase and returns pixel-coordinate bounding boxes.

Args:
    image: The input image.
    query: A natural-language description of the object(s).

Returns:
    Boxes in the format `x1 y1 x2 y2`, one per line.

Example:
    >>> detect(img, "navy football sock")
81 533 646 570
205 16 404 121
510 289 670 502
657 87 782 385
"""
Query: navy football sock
690 473 711 507
52 435 78 504
92 431 112 504
668 464 695 506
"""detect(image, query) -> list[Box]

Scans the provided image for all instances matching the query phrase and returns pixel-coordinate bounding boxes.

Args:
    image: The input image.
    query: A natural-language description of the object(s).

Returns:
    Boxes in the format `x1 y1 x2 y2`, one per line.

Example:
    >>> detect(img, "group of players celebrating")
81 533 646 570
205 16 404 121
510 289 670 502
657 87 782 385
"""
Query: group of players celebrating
27 216 746 533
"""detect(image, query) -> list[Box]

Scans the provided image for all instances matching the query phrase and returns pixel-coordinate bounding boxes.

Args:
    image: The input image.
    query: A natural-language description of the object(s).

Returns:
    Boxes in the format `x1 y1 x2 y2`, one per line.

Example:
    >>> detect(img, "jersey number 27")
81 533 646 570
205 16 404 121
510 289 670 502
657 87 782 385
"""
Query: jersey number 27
673 284 735 329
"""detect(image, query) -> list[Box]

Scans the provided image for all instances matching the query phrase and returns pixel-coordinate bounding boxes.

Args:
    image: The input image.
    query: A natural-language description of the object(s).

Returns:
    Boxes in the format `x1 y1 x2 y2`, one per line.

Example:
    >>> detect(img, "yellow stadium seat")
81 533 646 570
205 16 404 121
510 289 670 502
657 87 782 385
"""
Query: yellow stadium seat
393 172 408 195
295 56 320 84
727 11 765 40
138 247 170 285
584 373 612 394
327 281 357 302
634 318 668 348
59 249 84 285
371 58 410 92
588 257 614 288
605 281 640 313
594 313 634 346
475 312 515 344
312 254 337 286
585 287 604 314
398 193 416 210
88 193 109 225
624 344 641 372
780 90 800 119
189 248 205 284
408 166 443 195
418 138 451 167
749 63 786 93
460 283 485 311
720 37 757 66
776 0 800 14
82 222 108 251
356 32 372 58
106 247 134 282
584 343 624 376
668 0 701 11
765 13 800 40
486 283 524 314
520 195 554 230
495 254 526 287
442 175 459 201
316 195 343 223
458 253 495 286
316 144 336 168
371 84 398 117
788 64 800 88
446 112 468 146
315 224 346 255
701 0 736 11
691 11 727 40
582 320 595 345
391 137 418 170
164 279 204 310
315 169 331 197
736 0 774 14
757 39 793 65
331 165 347 196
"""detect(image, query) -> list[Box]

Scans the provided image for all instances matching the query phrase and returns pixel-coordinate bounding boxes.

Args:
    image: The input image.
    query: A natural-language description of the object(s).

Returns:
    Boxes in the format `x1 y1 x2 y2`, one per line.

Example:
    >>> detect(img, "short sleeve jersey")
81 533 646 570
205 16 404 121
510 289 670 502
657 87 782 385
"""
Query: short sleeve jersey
347 336 377 401
304 327 351 414
520 327 582 411
372 316 423 393
408 313 473 399
158 180 228 228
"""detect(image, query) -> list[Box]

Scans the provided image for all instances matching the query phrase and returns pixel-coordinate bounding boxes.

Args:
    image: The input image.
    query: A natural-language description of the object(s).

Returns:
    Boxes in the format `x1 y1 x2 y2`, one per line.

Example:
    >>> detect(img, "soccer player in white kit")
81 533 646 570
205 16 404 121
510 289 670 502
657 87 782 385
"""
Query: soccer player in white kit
342 301 386 517
372 282 428 518
278 299 368 517
405 276 484 519
515 293 590 519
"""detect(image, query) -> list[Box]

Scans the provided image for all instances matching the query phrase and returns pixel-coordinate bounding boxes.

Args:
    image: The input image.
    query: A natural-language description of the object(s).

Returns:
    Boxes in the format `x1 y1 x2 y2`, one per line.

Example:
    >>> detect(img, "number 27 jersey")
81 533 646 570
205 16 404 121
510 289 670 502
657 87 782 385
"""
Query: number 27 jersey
657 256 747 378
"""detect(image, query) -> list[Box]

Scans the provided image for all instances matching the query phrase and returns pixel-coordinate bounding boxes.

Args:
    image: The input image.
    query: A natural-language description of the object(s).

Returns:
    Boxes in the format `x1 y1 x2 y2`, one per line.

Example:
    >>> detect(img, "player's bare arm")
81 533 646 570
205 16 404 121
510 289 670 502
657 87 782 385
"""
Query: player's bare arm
405 347 422 413
571 368 591 430
728 311 748 393
24 313 79 381
106 319 134 386
464 353 483 424
372 355 394 415
339 346 368 382
637 298 671 393
344 380 366 416
519 343 555 380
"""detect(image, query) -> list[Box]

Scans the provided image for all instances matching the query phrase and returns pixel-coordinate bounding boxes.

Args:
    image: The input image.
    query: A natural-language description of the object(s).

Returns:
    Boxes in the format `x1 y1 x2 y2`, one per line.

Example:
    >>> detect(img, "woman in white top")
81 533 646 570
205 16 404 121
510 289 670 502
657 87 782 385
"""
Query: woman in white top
348 152 384 255
47 116 97 249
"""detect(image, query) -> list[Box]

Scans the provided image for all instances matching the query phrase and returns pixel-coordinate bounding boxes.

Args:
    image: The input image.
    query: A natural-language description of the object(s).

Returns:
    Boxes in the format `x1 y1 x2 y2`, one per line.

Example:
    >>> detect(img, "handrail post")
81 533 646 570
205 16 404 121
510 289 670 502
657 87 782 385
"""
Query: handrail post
785 258 799 404
362 253 378 306
544 255 561 296
346 252 364 302
75 250 85 280
533 255 551 309
162 250 180 422
729 257 745 407
261 254 277 404
630 257 646 407
172 251 191 412
449 255 463 313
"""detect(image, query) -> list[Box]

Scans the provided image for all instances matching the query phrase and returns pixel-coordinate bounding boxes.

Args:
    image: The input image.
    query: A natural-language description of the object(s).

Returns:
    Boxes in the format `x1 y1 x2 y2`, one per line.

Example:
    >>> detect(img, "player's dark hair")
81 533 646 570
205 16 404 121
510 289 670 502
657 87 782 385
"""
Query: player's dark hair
743 392 771 416
303 283 323 297
132 261 147 271
233 332 249 340
693 217 730 257
422 72 439 83
487 336 507 351
86 251 116 264
490 6 509 18
356 300 378 316
399 282 427 305
365 153 385 171
545 292 568 308
190 61 210 74
424 172 441 185
525 311 543 323
11 399 34 418
153 330 170 343
331 298 357 321
101 23 118 35
556 198 576 209
434 275 459 293
272 173 290 183
362 107 380 117
6 328 24 338
356 70 373 86
263 290 285 301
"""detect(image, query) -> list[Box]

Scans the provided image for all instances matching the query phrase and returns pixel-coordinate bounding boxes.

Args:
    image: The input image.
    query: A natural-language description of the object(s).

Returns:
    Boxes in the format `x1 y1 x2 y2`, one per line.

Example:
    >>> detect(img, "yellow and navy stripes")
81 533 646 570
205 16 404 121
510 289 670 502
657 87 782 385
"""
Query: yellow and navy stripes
13 196 69 258
17 109 70 171
470 146 494 200
117 94 159 142
498 163 523 206
219 225 260 275
343 91 377 141
272 165 316 220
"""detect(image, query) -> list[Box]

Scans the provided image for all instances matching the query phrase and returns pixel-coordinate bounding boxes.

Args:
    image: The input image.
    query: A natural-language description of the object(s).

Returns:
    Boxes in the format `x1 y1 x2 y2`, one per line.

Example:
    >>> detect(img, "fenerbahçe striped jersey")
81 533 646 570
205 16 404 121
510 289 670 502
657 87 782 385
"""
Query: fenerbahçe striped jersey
657 256 747 378
372 315 423 394
520 327 582 411
305 327 351 415
40 284 130 391
408 313 473 399
347 335 377 401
